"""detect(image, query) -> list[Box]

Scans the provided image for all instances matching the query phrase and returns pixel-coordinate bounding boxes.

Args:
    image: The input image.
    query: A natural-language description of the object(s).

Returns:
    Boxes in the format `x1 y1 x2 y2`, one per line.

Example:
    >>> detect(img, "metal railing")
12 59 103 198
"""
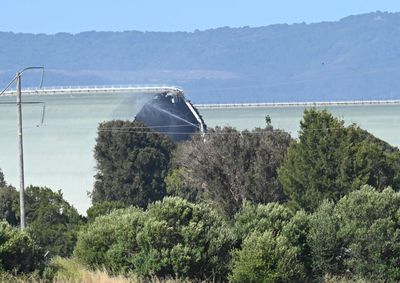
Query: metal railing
194 99 400 109
2 84 184 96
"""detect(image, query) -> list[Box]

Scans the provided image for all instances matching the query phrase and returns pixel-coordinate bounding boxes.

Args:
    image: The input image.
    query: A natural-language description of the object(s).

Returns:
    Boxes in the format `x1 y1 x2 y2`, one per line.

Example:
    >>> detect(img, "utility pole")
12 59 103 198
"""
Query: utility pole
16 72 26 230
0 67 44 230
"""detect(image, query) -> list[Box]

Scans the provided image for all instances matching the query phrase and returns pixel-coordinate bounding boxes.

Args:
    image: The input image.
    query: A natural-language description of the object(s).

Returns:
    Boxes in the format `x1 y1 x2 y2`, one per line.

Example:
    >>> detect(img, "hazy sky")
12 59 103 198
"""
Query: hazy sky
2 0 400 34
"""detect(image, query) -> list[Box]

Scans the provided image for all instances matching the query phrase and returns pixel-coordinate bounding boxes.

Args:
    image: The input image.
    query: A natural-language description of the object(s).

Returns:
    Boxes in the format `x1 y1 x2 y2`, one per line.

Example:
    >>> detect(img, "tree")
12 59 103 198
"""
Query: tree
278 108 400 211
173 126 292 218
92 120 175 208
165 167 202 203
0 186 19 226
0 169 5 188
0 185 83 257
24 186 84 257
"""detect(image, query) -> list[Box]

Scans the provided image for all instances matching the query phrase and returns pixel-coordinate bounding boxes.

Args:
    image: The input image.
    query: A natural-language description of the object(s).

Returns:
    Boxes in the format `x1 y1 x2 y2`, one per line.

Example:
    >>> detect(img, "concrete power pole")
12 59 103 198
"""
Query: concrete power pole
0 67 44 230
16 72 26 230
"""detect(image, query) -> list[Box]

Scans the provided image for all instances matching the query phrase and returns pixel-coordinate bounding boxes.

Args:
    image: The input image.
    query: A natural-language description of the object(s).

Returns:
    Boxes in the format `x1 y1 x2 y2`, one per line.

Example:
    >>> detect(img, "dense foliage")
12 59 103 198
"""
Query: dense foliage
278 108 400 211
230 230 305 283
86 200 125 223
307 186 400 281
25 186 84 257
0 185 19 226
75 197 234 281
0 169 5 188
173 126 292 218
74 207 144 272
3 108 400 282
231 202 309 282
0 221 42 273
0 185 83 257
92 120 175 208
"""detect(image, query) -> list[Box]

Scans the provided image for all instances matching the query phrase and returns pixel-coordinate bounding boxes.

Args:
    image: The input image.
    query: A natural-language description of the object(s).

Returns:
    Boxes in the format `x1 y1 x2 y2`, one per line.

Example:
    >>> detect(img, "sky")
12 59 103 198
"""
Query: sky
1 0 400 34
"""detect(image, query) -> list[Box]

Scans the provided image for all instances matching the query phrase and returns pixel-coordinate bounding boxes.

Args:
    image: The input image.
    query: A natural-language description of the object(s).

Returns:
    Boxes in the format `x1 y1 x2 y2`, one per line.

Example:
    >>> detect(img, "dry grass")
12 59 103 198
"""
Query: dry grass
54 269 130 283
323 274 383 283
50 258 194 283
0 258 199 283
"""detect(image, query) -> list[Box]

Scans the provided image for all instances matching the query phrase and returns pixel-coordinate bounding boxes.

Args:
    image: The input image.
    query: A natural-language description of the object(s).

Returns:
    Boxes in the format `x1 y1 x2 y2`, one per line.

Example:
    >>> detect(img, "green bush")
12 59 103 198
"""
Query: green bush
74 207 144 272
234 201 294 241
0 185 84 258
281 210 312 276
0 221 42 273
134 197 234 280
232 203 312 282
230 230 306 282
165 168 202 203
86 201 126 222
25 186 84 257
74 197 234 281
335 186 400 281
308 200 343 279
307 186 400 281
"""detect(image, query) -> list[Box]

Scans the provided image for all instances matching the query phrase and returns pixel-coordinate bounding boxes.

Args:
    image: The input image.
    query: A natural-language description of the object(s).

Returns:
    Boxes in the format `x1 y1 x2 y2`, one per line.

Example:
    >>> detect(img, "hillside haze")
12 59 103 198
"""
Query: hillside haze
2 11 400 103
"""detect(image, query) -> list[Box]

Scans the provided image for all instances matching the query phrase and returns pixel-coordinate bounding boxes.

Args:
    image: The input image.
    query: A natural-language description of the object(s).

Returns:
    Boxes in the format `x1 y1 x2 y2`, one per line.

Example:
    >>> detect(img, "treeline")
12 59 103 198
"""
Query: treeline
1 108 400 282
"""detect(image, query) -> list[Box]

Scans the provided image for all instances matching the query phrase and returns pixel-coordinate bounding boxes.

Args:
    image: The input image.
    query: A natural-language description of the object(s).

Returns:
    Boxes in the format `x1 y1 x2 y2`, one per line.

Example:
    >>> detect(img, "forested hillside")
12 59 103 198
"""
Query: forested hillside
2 11 400 103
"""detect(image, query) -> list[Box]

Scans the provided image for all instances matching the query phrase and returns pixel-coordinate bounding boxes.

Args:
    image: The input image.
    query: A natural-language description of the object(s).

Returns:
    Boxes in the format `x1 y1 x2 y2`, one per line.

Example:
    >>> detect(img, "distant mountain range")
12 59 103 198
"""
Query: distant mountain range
2 11 400 103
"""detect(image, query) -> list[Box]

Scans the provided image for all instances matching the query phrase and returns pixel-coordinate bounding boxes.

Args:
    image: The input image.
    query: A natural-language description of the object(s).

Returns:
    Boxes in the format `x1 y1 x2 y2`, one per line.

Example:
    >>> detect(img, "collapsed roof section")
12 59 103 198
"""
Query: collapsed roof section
135 91 207 142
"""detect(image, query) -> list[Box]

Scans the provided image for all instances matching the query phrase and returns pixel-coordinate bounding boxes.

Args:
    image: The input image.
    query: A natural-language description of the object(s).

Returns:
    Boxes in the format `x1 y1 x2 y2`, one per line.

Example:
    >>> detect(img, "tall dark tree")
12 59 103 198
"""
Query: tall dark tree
0 185 83 257
25 186 84 257
0 169 19 226
0 186 19 226
92 120 175 208
0 169 6 188
173 126 292 218
278 108 400 211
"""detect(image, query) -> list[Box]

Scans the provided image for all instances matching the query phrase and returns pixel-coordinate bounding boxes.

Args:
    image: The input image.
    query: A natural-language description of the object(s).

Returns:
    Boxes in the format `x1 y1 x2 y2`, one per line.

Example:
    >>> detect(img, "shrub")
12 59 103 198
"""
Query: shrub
134 197 234 280
308 200 343 279
0 221 42 273
233 201 294 242
74 197 234 281
86 201 126 222
335 186 400 281
307 186 400 281
25 186 84 257
0 185 83 258
165 168 202 203
74 207 144 272
230 230 305 282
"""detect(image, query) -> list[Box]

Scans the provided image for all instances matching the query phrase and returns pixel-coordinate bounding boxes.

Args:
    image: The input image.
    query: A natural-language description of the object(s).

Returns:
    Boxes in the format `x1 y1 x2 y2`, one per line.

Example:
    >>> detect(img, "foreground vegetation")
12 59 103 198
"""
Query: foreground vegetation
1 108 400 282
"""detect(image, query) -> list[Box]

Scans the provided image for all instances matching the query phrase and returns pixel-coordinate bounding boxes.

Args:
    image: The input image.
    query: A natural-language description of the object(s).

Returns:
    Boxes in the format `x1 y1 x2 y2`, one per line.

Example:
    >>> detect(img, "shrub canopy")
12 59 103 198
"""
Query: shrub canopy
75 197 234 280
